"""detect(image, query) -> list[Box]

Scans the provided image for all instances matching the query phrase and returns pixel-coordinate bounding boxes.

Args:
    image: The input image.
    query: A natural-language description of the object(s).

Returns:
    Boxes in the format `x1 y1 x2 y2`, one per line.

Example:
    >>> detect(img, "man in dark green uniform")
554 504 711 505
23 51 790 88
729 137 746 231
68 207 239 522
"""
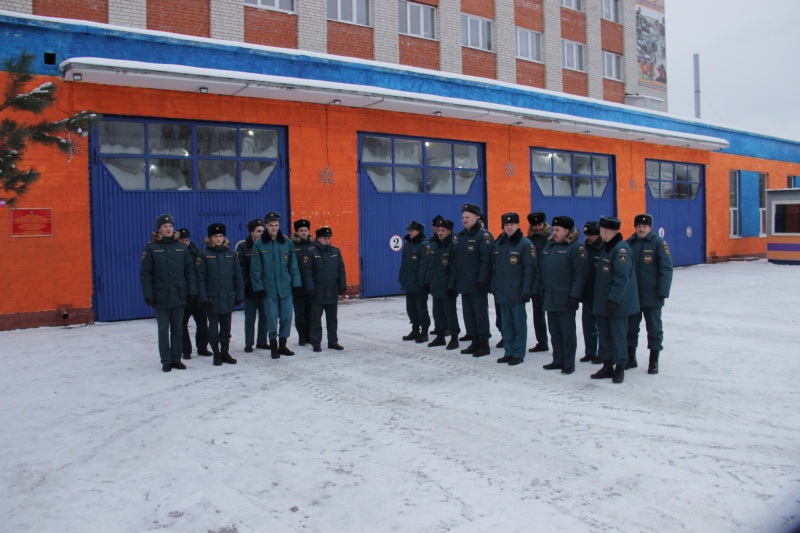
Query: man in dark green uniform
626 214 673 374
591 216 639 384
176 228 211 359
235 219 267 353
291 219 315 347
399 220 432 343
580 221 604 364
426 219 461 350
527 212 551 353
301 226 347 352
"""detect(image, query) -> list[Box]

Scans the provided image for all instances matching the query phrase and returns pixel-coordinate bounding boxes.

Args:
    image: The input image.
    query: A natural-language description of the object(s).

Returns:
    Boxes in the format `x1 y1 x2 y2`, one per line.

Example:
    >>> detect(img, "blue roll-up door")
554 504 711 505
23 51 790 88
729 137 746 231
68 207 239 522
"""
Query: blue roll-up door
529 148 616 230
644 160 705 266
357 133 486 297
90 117 288 322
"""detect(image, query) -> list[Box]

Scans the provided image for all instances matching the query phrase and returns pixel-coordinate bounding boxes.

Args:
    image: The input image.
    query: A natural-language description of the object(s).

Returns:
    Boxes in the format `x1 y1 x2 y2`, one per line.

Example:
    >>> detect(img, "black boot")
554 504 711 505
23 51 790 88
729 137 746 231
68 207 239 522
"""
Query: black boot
625 346 638 369
402 326 420 341
415 329 430 343
579 354 593 363
591 361 614 379
270 338 279 359
496 339 504 348
446 335 459 350
197 347 213 356
298 331 307 347
612 363 625 383
459 334 472 342
472 338 490 358
460 338 477 354
428 333 446 347
528 343 549 353
648 350 660 374
279 338 295 356
221 343 237 364
212 344 222 366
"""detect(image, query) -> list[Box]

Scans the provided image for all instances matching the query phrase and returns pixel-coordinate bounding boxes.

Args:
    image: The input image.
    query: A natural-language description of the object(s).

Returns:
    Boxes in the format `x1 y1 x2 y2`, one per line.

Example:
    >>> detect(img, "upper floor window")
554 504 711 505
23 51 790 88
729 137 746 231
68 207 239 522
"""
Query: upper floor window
531 149 612 198
461 14 493 51
790 176 800 187
562 39 584 71
729 170 740 237
244 0 294 12
603 51 622 80
399 1 436 39
560 0 583 12
759 172 767 236
516 28 542 62
601 0 619 22
328 0 369 25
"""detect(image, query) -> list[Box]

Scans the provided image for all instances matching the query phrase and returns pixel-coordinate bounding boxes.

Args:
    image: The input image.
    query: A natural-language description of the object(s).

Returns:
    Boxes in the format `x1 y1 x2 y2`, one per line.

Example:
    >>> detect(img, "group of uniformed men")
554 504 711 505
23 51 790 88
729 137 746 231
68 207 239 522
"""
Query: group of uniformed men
140 212 346 372
399 204 673 384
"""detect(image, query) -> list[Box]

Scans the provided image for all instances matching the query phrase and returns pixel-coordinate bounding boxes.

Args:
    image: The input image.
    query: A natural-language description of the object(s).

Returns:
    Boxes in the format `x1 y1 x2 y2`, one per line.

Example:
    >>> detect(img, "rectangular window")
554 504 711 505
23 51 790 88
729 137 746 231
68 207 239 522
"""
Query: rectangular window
759 172 767 236
789 176 800 187
562 39 584 71
646 159 702 201
601 0 619 22
244 0 294 12
774 204 800 234
560 0 583 11
328 0 369 25
531 149 612 198
730 170 740 237
461 14 493 51
399 1 436 39
516 28 542 62
603 51 622 80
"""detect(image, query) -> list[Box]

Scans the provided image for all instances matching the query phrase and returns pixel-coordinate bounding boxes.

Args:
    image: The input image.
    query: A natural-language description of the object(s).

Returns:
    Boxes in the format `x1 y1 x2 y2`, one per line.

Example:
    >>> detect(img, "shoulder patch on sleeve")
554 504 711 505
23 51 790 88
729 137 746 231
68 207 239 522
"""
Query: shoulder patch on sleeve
663 241 671 255
141 251 147 260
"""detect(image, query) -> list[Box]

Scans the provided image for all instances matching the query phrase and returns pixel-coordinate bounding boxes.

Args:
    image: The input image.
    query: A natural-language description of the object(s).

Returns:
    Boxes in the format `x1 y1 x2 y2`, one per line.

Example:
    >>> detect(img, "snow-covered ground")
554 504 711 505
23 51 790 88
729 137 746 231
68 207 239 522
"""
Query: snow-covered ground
2 259 799 533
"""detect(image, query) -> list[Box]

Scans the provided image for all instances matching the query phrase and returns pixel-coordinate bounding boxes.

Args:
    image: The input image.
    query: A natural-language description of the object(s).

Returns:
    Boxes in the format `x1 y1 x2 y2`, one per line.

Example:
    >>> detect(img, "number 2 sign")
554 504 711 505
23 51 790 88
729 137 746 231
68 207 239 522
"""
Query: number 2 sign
389 235 403 252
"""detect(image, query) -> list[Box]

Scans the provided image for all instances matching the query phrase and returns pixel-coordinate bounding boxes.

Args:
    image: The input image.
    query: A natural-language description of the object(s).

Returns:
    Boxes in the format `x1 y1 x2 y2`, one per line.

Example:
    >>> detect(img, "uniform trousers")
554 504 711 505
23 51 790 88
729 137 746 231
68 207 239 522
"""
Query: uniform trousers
182 303 209 355
405 293 430 331
627 307 664 351
243 296 267 346
461 292 490 339
156 306 184 365
265 295 294 339
310 302 339 347
547 310 578 370
499 303 527 358
597 315 630 366
581 303 599 357
432 296 460 335
532 298 549 346
207 312 232 346
293 291 313 339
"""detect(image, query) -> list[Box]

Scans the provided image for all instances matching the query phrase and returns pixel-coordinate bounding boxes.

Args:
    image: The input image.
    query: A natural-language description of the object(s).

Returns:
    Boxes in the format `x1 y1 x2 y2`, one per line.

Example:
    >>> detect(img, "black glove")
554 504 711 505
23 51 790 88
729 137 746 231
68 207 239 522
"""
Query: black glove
245 286 253 297
447 288 456 297
605 300 617 316
235 300 242 307
338 288 346 296
308 289 317 297
567 297 580 310
201 300 212 310
145 298 155 307
187 294 195 305
477 282 487 292
659 296 665 304
520 294 531 303
532 294 542 307
253 290 266 299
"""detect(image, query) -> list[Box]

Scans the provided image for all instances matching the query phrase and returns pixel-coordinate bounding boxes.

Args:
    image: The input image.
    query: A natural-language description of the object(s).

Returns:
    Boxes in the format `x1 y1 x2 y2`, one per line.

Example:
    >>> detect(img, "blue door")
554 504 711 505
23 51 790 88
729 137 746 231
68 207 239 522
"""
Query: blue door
644 160 705 266
358 134 486 297
90 117 288 322
530 148 616 229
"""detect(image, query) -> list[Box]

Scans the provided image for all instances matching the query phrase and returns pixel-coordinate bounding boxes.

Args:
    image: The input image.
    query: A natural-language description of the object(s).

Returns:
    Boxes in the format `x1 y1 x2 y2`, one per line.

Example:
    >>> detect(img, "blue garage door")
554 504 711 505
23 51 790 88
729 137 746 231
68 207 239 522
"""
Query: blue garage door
358 133 485 297
530 148 616 229
90 117 288 322
644 160 705 266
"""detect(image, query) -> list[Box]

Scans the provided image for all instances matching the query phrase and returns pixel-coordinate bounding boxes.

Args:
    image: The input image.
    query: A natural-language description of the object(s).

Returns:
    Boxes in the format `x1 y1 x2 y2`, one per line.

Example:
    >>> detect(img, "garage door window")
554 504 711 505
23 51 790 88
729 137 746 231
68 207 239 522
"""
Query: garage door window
531 149 611 197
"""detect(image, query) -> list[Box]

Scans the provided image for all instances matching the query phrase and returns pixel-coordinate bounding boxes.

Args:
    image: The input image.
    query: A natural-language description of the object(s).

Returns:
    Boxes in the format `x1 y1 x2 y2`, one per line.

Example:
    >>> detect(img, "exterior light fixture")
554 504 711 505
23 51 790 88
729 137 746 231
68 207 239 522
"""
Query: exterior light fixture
516 122 523 127
332 99 342 105
433 111 442 117
198 87 208 93
72 73 82 81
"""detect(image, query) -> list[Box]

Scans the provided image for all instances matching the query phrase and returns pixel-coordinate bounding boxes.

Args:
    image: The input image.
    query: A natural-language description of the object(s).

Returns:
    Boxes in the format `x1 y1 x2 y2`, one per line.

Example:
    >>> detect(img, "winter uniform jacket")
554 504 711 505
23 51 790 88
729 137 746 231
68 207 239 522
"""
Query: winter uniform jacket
291 234 316 295
491 229 536 305
426 233 458 299
527 223 552 260
581 236 604 304
399 233 432 294
235 236 259 298
197 237 245 314
454 222 494 294
140 232 197 308
301 241 347 305
535 228 588 312
592 233 639 317
251 230 302 298
626 231 673 307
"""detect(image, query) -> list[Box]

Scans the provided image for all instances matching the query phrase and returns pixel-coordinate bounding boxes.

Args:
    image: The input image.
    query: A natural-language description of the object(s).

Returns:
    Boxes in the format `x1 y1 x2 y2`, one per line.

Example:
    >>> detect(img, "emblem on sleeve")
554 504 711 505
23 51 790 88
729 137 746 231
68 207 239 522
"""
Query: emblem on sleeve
141 252 147 260
663 241 671 255
619 254 627 263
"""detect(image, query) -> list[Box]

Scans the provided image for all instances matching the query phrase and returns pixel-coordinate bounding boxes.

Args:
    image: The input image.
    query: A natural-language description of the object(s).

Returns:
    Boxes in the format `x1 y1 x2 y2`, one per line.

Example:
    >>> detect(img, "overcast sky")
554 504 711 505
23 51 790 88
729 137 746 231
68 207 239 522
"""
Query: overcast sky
665 0 799 142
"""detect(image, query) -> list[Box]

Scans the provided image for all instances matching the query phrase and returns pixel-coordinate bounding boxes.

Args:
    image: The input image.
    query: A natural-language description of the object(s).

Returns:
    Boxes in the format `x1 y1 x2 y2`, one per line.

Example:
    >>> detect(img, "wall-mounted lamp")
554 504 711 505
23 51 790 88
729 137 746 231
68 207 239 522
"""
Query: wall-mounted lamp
583 130 592 135
332 99 342 105
516 122 523 127
72 73 82 81
433 111 442 117
198 87 208 93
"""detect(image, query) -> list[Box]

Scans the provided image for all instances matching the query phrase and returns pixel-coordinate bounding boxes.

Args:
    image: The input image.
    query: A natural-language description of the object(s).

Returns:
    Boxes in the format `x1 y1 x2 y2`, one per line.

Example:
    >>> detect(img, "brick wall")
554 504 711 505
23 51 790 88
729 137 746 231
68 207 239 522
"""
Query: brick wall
33 0 107 23
461 0 493 19
516 58 545 88
601 18 623 54
514 0 543 31
147 0 210 38
603 77 624 103
560 6 585 43
562 68 587 96
244 6 298 49
327 20 374 60
462 47 496 80
399 35 439 71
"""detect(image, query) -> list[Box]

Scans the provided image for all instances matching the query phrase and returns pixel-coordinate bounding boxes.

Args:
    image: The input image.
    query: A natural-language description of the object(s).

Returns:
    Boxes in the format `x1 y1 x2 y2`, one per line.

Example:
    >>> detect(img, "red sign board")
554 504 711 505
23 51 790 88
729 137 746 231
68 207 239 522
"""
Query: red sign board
11 208 53 237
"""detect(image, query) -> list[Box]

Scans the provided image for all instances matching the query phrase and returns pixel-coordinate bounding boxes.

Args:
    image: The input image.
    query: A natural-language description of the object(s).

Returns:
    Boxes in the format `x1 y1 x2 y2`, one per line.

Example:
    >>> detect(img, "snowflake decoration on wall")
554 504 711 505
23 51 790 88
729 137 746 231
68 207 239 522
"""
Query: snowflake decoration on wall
504 161 516 178
319 165 335 187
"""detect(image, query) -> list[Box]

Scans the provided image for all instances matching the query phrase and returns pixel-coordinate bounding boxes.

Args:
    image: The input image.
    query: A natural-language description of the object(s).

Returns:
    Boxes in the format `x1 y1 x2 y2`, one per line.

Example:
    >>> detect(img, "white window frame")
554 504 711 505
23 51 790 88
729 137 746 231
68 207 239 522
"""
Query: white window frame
560 0 583 12
562 39 584 71
603 51 622 81
601 0 619 23
399 1 436 40
730 170 740 238
244 0 294 13
516 28 542 62
759 172 767 237
328 0 369 26
461 14 493 51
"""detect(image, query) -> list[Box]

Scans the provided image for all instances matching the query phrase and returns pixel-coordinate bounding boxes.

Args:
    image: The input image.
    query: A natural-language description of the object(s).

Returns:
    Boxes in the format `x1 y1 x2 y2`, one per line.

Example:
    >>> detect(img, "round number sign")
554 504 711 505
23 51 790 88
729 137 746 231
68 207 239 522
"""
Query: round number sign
389 235 403 252
658 227 665 238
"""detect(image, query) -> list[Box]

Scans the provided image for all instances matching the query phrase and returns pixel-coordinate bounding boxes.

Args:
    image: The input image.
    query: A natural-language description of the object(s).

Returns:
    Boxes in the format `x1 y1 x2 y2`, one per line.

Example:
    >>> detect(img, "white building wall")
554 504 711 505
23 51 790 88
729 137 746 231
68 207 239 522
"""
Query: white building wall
542 0 562 92
495 0 516 84
108 0 146 29
298 0 328 53
0 0 31 13
438 0 462 74
210 0 243 42
373 0 399 63
585 1 603 100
